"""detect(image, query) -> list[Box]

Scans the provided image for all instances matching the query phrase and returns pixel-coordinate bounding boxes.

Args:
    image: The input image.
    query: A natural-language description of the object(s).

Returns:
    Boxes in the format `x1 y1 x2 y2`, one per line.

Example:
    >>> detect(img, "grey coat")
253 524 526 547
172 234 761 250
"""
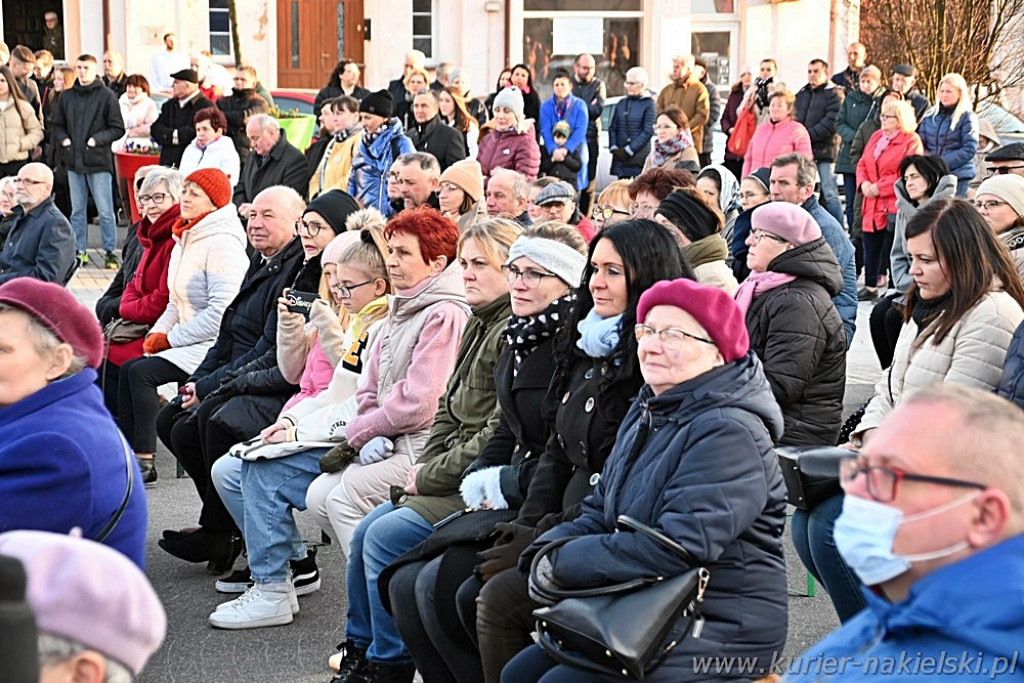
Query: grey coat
888 174 958 294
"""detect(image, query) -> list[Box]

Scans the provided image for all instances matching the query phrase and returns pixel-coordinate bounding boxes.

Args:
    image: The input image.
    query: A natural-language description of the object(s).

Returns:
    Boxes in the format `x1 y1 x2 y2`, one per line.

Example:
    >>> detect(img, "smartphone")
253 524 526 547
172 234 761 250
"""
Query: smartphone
285 290 320 319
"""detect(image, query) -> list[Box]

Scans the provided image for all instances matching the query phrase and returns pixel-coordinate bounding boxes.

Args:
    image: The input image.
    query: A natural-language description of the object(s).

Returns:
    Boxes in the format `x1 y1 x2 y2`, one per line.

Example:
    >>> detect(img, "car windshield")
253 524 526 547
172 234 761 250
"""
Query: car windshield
979 101 1024 136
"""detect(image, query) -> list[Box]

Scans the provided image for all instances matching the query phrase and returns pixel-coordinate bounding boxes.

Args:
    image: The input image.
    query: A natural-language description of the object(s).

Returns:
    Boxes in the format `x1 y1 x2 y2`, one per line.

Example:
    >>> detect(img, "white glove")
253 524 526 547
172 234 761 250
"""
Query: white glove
358 436 394 465
460 466 509 511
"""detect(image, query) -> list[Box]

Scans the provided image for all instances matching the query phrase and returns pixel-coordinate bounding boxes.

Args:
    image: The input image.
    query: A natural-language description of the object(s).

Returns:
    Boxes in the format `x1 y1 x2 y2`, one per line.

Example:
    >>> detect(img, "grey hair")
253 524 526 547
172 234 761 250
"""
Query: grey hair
0 303 87 377
395 152 441 177
248 113 280 133
626 66 648 86
490 168 530 201
139 168 184 202
38 633 133 683
413 88 440 104
771 153 818 188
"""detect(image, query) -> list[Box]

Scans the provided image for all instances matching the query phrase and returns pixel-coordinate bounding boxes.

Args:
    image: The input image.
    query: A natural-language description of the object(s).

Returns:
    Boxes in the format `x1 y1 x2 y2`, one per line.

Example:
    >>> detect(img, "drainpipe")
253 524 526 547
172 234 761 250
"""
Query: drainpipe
103 0 111 49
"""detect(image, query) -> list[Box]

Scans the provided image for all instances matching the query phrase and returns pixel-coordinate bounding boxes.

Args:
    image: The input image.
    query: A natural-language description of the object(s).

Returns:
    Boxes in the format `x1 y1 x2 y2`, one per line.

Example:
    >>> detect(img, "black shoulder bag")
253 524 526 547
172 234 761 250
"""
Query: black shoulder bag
775 446 849 510
531 515 709 680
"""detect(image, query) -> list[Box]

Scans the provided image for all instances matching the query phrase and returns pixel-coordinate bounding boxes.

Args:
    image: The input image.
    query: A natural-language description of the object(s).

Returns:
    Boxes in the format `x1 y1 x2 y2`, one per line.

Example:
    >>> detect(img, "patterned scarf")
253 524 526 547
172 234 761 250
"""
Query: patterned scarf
504 292 575 375
651 129 695 168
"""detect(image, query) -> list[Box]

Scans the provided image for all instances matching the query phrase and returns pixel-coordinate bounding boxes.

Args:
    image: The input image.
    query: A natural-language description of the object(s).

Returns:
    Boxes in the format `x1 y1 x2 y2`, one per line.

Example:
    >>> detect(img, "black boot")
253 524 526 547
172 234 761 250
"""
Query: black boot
157 527 241 573
356 661 416 683
136 456 157 485
329 640 368 683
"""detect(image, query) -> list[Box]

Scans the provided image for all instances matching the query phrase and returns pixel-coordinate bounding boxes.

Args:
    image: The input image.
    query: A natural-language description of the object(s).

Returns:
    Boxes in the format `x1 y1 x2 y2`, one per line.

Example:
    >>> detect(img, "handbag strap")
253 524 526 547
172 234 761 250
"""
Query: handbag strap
93 431 135 543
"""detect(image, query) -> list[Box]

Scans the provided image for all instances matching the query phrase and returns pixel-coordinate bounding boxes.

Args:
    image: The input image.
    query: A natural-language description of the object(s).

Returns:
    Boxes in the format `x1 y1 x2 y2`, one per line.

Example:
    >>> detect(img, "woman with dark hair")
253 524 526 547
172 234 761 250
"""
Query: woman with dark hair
484 68 513 119
870 154 956 368
796 198 1024 625
509 64 541 132
439 86 479 157
314 59 369 118
115 74 158 152
643 106 699 173
178 107 240 184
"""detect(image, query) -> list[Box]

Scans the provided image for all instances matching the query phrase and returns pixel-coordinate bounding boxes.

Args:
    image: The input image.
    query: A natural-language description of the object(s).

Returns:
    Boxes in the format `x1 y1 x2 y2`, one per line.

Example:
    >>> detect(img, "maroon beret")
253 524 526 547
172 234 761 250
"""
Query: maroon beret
0 278 104 369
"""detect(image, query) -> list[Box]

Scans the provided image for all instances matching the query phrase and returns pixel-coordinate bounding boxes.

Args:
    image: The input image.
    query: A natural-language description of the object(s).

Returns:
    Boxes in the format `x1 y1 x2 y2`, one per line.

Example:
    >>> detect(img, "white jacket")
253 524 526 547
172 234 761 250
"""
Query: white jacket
113 93 159 151
178 135 242 187
149 204 250 373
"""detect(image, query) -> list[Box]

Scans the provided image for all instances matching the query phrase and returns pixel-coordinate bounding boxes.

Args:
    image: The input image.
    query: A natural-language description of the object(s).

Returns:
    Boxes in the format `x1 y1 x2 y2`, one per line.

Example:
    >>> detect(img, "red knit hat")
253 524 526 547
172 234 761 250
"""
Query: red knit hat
636 278 749 363
0 278 104 369
184 168 233 209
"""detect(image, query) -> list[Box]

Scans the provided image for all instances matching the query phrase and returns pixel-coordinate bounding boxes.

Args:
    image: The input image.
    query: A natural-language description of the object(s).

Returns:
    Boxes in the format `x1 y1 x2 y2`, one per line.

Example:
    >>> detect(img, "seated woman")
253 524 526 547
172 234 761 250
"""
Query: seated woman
730 167 772 281
655 187 739 294
437 158 486 233
322 218 521 680
98 168 182 427
477 87 540 182
117 169 248 484
796 198 1024 625
592 179 634 232
178 107 241 187
974 174 1024 279
696 163 742 245
503 277 788 682
0 279 147 567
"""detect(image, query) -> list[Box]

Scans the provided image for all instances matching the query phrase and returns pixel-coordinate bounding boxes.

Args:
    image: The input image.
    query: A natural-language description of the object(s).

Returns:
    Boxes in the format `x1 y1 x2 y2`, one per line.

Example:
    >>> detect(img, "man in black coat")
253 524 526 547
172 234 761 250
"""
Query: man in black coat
102 51 128 99
795 59 845 226
890 64 931 122
407 91 467 173
0 163 75 285
233 114 309 214
571 53 605 217
156 185 306 556
217 65 271 163
150 68 214 168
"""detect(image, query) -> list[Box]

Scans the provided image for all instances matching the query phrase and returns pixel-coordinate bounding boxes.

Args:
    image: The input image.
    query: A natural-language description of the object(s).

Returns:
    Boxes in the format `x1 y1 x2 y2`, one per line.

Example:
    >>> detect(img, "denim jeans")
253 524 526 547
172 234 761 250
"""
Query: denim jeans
211 454 306 562
67 170 117 252
842 172 858 232
346 501 434 665
816 161 845 226
239 447 328 584
791 493 868 623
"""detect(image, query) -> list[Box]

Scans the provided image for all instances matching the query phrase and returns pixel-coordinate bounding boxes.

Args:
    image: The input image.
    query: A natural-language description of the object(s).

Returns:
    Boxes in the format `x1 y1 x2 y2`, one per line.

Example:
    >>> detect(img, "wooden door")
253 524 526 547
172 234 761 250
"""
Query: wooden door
276 0 365 89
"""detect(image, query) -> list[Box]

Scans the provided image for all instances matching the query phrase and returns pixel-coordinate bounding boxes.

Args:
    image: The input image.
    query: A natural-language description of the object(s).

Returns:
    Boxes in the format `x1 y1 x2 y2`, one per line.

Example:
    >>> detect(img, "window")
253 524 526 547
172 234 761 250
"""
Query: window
209 0 234 58
412 0 435 59
692 30 735 90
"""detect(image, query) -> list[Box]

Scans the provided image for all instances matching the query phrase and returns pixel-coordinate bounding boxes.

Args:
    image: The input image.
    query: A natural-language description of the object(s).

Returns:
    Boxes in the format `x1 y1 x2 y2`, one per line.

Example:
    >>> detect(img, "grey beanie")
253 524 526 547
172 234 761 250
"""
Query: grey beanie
493 86 526 121
506 235 586 287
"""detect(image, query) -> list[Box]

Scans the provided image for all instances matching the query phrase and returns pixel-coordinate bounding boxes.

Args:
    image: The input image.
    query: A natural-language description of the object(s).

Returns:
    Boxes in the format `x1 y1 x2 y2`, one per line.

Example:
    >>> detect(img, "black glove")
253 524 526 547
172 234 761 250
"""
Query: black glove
207 372 251 399
319 439 358 473
611 147 630 161
476 522 538 582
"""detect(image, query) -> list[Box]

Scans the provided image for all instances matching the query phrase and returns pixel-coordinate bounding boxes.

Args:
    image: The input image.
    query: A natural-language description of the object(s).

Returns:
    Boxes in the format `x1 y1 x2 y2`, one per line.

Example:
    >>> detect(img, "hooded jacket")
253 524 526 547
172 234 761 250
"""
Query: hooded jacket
347 119 416 216
889 174 958 293
745 237 847 446
526 354 788 680
477 119 541 181
787 533 1024 683
51 77 125 174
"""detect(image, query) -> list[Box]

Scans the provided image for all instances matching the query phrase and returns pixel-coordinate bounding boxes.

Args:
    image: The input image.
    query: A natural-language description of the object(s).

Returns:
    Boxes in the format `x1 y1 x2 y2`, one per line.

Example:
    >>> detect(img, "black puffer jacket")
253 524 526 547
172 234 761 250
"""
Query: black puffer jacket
745 237 846 446
794 81 844 162
217 88 270 162
50 78 125 174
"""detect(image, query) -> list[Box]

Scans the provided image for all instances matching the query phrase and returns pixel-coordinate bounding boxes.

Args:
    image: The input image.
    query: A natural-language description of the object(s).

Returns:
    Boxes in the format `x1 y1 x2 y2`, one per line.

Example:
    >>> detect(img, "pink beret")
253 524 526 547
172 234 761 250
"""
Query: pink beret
750 202 821 246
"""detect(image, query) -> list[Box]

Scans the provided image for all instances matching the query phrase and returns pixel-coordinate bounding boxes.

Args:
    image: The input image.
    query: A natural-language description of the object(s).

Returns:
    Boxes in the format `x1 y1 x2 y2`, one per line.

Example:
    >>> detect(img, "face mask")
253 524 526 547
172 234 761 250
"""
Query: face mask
834 492 978 586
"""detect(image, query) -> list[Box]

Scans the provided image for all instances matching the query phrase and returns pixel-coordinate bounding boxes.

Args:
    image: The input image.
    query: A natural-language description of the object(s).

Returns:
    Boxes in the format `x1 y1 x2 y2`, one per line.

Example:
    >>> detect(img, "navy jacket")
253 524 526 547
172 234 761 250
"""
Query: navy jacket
608 95 656 178
794 81 844 162
526 355 788 680
803 195 858 345
997 319 1024 409
0 197 76 285
918 105 979 181
50 78 125 175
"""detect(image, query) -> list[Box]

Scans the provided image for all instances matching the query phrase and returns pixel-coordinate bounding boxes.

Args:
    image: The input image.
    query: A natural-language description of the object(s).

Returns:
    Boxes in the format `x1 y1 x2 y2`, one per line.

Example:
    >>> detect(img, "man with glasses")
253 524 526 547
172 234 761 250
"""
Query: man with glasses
986 142 1024 179
788 386 1024 682
0 163 75 284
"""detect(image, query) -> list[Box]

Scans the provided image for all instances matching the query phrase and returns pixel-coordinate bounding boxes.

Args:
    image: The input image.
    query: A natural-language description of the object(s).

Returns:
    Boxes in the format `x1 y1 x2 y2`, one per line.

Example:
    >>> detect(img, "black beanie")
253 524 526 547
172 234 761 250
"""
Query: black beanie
305 190 361 235
360 89 393 118
656 190 722 242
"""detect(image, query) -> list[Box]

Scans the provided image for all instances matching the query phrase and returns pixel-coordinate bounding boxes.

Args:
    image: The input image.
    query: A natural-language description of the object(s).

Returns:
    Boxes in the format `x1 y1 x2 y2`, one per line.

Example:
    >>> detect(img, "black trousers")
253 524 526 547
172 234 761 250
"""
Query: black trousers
475 568 538 683
862 229 893 288
870 294 905 369
99 360 121 419
118 356 189 453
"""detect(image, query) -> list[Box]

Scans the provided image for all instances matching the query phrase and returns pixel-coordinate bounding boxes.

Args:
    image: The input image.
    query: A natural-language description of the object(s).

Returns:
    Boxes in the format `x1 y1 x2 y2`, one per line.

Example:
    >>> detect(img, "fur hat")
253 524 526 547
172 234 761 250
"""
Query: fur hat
493 86 525 121
0 278 104 369
439 158 484 203
751 202 821 246
360 89 393 118
977 174 1024 218
637 278 750 363
305 190 360 236
184 168 232 209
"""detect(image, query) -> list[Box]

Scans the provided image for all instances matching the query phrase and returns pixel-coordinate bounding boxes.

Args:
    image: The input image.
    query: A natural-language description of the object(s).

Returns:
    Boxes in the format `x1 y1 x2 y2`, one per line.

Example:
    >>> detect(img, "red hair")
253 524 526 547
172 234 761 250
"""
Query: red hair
384 206 459 264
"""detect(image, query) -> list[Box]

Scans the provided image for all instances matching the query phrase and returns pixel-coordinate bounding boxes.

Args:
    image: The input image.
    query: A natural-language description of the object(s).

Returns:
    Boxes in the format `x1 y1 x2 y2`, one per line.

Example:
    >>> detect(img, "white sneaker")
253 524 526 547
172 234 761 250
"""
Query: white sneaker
208 583 296 629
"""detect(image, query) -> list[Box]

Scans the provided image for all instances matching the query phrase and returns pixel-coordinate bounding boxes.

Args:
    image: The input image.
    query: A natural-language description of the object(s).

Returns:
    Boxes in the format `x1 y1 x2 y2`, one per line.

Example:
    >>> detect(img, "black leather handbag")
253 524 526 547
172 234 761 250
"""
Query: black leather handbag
531 515 709 680
775 446 850 510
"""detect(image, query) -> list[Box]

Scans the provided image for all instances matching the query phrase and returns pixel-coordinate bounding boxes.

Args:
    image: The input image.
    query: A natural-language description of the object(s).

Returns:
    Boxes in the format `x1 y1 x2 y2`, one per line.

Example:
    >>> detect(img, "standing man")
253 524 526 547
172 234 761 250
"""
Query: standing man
795 59 845 225
571 53 605 217
407 90 466 173
387 50 429 104
217 65 271 163
890 64 931 122
0 163 75 284
656 55 710 161
986 142 1024 179
192 51 233 103
51 54 125 269
150 33 190 95
150 68 215 168
32 50 55 128
102 51 128 98
694 57 721 169
8 47 41 120
233 115 309 215
42 12 64 60
832 42 866 93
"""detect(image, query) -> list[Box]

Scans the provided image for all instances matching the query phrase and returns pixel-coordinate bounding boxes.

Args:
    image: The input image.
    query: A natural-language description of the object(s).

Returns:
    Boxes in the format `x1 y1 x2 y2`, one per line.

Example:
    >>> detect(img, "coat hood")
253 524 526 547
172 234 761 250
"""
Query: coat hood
768 236 844 297
894 173 959 216
389 261 470 321
174 203 247 248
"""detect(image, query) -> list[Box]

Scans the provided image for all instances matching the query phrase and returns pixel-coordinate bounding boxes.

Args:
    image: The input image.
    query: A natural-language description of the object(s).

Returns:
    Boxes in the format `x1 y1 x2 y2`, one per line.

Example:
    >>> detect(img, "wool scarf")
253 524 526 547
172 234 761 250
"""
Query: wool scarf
651 129 695 168
873 129 900 161
734 270 797 315
910 291 953 336
576 309 622 358
504 292 575 375
683 234 730 269
171 210 213 239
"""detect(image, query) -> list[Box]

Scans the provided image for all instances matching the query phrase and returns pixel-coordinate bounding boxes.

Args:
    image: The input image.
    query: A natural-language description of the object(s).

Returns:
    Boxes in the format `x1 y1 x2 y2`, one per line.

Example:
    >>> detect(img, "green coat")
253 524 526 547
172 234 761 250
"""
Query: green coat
399 294 512 523
835 86 882 174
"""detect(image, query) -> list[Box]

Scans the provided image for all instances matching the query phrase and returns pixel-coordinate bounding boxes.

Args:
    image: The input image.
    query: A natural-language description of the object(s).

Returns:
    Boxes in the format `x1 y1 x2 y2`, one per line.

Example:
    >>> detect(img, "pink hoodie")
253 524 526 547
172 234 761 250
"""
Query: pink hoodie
279 338 334 414
743 118 813 176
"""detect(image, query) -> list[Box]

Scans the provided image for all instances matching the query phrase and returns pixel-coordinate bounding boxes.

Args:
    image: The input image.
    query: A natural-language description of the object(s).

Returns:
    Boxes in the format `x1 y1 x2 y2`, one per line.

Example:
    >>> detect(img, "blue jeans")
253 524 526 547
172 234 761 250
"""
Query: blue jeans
956 177 970 197
791 493 867 623
842 172 857 232
211 454 306 564
67 170 117 252
817 161 844 226
239 447 328 584
346 501 435 665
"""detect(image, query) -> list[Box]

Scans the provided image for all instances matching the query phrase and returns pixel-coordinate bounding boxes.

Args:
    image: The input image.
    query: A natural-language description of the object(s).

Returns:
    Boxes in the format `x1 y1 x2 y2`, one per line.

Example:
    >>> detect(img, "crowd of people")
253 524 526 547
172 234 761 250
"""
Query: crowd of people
2 33 1024 683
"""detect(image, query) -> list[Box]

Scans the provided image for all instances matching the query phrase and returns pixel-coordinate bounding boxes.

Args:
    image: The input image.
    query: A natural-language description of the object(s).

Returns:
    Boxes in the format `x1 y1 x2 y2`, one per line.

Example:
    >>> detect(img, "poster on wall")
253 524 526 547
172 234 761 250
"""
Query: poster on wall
552 17 604 55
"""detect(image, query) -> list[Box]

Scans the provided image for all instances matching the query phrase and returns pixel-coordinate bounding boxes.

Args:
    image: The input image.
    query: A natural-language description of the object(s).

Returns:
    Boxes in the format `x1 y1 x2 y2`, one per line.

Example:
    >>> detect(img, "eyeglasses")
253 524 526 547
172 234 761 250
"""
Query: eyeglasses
879 114 899 120
136 192 168 205
839 457 986 504
595 205 631 220
749 229 789 245
501 264 559 287
13 178 46 186
990 166 1024 176
973 199 1008 211
631 203 658 217
298 219 327 236
435 182 460 195
624 80 640 86
634 324 715 347
330 279 375 298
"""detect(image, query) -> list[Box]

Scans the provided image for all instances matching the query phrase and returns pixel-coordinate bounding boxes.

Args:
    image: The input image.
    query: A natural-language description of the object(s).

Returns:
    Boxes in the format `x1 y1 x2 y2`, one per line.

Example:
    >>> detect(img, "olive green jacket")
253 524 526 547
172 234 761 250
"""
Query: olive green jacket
400 294 512 523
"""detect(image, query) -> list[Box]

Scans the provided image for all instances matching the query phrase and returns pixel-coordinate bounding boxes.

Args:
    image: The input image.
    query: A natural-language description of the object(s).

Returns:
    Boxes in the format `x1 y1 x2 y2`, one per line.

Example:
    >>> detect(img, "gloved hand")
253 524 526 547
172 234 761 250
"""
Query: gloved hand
460 466 509 511
527 552 559 606
477 522 539 582
142 332 170 355
611 147 630 161
319 439 358 473
310 298 341 335
358 436 394 465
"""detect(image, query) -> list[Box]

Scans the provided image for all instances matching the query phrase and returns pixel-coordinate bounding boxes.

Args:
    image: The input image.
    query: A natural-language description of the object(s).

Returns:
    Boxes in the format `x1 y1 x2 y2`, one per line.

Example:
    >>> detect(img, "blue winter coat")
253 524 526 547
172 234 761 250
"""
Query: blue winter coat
348 119 416 216
525 354 788 681
787 532 1024 682
803 195 858 346
0 196 76 285
539 94 589 190
918 105 979 181
997 319 1024 409
608 94 656 178
0 369 147 568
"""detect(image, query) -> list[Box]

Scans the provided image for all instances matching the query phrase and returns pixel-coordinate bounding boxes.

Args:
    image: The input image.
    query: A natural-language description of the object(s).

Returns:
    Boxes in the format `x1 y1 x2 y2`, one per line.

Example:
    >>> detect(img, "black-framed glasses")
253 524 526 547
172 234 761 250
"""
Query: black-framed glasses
298 219 327 236
990 166 1024 176
839 457 986 504
595 205 631 220
750 229 789 245
137 192 168 205
973 199 1008 211
330 279 375 299
634 324 715 347
500 264 559 287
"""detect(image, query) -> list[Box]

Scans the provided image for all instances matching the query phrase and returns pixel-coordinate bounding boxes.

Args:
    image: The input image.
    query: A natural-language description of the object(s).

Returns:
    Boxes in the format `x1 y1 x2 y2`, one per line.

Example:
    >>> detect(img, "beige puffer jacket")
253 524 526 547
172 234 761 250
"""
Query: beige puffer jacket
0 99 43 163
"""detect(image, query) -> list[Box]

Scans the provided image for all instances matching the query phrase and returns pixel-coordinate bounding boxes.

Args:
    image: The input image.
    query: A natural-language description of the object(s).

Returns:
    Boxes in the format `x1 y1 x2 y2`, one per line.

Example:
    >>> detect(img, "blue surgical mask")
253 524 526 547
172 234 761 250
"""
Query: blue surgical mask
834 492 977 586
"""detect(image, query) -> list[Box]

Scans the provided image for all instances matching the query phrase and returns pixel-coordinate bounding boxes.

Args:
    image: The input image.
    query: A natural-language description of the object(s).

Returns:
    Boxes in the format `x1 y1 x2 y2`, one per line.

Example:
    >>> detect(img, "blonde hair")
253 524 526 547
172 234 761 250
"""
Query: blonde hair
597 179 634 214
882 99 918 134
932 72 973 130
459 218 522 270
